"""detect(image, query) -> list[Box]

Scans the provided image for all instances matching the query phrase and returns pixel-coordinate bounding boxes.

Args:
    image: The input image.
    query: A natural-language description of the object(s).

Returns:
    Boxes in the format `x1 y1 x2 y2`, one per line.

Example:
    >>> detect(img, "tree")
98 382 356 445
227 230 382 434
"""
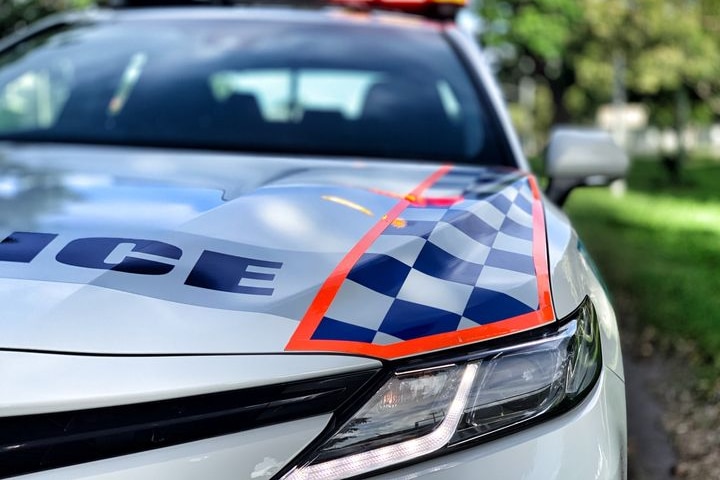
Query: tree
479 0 585 124
478 0 720 133
0 0 91 40
582 0 720 180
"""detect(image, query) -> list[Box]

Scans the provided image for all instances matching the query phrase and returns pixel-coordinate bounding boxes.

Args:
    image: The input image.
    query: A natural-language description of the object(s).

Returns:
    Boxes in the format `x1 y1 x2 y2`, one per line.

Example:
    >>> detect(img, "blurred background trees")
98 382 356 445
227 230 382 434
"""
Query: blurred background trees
479 0 720 162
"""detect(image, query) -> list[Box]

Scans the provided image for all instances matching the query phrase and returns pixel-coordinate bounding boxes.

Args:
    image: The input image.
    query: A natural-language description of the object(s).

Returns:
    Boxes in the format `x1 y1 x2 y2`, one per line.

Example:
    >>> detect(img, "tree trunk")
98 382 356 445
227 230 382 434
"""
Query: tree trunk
549 79 572 125
665 87 690 184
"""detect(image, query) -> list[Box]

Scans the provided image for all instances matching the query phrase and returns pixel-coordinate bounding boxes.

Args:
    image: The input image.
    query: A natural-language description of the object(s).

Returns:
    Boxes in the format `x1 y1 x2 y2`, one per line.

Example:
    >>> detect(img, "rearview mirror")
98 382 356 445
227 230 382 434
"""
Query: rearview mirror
544 127 629 206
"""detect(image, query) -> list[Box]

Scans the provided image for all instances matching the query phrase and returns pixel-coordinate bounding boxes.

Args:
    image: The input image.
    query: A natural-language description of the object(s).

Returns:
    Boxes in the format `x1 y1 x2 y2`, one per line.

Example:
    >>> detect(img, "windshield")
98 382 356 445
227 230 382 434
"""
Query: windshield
0 16 511 164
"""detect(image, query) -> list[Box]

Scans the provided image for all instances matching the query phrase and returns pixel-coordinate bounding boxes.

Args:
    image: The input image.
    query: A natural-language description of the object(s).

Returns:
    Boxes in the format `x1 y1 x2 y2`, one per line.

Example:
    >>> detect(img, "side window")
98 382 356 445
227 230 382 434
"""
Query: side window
0 62 73 132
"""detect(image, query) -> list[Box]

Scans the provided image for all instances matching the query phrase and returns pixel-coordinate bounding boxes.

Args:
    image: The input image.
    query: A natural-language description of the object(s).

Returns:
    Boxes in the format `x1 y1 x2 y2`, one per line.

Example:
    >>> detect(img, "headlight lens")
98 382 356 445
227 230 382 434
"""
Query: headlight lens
282 300 601 480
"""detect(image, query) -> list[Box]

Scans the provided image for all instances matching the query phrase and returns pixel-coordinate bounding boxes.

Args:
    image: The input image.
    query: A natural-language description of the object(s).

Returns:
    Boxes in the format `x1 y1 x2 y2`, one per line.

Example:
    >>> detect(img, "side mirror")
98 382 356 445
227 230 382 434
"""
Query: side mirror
544 127 629 206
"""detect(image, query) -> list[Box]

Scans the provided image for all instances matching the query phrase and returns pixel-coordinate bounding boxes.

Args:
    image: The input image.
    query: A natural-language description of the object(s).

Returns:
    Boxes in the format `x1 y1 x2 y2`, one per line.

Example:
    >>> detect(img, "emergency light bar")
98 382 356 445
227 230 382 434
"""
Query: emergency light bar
103 0 466 20
331 0 466 19
104 0 327 7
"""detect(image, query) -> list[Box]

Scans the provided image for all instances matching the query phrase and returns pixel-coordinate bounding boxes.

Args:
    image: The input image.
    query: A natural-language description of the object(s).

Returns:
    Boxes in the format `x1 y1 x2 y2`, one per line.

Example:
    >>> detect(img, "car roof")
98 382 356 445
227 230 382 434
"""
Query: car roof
0 4 453 65
90 4 448 32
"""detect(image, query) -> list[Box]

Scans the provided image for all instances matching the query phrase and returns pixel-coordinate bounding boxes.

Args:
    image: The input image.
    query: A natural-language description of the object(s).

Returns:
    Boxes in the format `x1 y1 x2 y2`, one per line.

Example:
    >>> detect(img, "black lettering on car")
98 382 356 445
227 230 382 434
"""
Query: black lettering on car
0 231 58 263
185 250 282 296
0 231 282 296
56 237 182 275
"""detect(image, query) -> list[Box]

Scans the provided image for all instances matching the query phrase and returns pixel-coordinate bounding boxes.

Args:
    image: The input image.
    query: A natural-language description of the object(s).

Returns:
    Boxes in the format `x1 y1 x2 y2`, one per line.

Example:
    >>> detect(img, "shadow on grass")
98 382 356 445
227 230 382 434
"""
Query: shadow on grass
625 157 720 204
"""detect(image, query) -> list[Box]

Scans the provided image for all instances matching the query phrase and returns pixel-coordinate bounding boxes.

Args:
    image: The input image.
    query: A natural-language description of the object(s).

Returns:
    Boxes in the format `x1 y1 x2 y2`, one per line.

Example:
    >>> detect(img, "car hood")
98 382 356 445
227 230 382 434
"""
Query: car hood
0 144 554 359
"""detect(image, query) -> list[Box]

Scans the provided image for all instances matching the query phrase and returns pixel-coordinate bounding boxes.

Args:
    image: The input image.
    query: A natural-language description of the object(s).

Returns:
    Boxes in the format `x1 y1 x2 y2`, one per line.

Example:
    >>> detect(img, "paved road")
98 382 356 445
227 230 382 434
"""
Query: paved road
624 351 677 480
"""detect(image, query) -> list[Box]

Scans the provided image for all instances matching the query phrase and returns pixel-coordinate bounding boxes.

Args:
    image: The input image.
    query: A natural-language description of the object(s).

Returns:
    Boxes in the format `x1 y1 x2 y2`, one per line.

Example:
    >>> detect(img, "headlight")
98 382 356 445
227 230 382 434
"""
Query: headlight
281 299 601 480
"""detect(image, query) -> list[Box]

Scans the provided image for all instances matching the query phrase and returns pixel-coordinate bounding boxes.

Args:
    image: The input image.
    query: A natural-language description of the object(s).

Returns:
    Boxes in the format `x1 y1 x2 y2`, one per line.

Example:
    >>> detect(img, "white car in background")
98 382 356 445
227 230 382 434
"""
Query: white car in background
0 1 627 478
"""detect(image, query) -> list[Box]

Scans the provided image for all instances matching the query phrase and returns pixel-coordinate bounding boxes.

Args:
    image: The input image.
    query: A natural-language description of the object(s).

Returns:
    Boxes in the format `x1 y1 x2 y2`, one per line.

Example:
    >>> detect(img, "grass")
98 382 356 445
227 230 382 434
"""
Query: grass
564 158 720 377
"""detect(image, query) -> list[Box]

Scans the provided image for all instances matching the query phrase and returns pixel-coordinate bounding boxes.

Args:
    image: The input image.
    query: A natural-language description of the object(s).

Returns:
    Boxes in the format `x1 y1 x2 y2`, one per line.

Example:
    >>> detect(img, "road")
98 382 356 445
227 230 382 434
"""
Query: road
624 351 677 480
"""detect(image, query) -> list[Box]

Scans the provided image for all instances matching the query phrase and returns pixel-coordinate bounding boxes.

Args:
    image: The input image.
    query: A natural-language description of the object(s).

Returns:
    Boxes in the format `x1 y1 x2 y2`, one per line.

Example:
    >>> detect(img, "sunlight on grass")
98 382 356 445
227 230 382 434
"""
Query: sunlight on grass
565 159 720 374
604 191 720 233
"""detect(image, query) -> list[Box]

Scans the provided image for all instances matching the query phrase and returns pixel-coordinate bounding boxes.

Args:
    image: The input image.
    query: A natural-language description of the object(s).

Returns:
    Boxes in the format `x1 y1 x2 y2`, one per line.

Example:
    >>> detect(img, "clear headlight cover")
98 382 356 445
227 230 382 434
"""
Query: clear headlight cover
282 300 601 480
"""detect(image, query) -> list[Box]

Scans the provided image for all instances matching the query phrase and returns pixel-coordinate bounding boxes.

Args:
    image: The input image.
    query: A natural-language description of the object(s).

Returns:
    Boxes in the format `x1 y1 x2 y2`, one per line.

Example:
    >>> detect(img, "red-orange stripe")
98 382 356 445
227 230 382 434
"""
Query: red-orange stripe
528 175 555 322
285 165 453 350
286 171 555 359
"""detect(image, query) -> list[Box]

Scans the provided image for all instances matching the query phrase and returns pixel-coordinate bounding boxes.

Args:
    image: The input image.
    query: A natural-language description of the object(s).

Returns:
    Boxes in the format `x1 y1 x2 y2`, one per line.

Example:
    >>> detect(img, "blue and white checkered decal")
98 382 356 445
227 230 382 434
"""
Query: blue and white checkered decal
311 177 539 345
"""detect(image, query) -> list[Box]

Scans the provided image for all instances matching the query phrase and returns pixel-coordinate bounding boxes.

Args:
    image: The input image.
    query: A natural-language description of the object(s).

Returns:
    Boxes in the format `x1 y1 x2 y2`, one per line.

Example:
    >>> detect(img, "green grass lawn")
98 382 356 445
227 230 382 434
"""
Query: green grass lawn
564 158 720 376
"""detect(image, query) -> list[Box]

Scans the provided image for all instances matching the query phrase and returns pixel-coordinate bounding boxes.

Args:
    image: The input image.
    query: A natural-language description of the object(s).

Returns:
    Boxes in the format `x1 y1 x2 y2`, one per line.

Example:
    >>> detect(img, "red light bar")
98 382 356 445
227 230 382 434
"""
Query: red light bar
331 0 466 20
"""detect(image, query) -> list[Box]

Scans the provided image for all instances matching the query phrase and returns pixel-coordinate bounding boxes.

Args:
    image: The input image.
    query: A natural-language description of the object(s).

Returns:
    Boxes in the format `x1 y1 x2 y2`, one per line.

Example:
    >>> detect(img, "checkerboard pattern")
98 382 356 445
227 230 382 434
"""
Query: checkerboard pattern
311 177 539 345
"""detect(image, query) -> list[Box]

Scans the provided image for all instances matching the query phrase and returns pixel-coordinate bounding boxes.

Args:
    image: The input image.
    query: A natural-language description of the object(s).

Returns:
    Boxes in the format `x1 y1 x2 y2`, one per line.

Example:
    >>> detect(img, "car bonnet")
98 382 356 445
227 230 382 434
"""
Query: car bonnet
0 145 554 359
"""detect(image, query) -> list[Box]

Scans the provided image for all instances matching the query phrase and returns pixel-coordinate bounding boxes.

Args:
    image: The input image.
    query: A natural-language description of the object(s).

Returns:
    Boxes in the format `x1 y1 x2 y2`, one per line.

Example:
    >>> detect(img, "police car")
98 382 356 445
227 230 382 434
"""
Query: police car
0 1 628 478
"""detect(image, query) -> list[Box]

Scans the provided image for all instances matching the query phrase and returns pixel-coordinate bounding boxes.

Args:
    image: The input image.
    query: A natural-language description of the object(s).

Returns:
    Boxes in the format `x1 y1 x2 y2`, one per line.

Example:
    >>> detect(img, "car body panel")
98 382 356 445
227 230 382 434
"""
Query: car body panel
1 145 554 359
0 350 380 416
545 201 624 379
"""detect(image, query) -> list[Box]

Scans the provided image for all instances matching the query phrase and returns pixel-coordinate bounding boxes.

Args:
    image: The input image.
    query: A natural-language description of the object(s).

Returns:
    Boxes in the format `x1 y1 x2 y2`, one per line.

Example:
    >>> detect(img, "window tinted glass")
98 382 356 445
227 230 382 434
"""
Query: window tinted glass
0 18 510 165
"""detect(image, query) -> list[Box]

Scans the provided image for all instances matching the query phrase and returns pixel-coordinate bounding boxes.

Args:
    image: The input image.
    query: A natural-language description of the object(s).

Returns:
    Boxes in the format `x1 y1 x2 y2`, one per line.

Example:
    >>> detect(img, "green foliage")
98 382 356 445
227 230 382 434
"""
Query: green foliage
481 0 582 62
566 159 720 376
479 0 720 124
0 0 91 39
513 4 578 60
573 43 613 100
533 82 554 132
622 0 719 95
584 0 719 95
562 84 589 119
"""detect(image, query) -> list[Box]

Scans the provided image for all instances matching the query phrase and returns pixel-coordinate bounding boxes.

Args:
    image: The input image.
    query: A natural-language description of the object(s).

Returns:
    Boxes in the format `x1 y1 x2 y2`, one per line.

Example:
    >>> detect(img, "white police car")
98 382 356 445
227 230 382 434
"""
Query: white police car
0 1 628 478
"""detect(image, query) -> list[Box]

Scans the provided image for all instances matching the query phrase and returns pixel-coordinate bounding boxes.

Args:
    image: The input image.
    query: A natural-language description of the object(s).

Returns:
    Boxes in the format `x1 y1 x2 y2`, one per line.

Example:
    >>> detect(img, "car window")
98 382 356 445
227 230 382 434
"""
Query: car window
0 18 512 165
209 69 378 121
0 61 73 131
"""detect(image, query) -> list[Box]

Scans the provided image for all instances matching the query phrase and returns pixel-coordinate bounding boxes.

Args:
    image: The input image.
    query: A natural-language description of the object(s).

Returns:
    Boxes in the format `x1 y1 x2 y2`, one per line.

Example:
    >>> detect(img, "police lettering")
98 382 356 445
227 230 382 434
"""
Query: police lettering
56 237 181 275
0 231 281 296
0 231 57 263
186 251 281 296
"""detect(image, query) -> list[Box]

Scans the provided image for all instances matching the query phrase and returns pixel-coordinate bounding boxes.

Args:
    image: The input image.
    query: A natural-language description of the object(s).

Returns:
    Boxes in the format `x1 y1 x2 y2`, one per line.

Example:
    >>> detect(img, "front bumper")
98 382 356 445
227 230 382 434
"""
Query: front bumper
14 367 625 480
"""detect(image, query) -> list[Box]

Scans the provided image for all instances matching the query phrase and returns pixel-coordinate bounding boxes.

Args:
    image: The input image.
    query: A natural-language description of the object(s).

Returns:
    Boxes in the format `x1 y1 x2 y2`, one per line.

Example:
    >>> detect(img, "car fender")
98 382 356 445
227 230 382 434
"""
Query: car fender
545 200 624 380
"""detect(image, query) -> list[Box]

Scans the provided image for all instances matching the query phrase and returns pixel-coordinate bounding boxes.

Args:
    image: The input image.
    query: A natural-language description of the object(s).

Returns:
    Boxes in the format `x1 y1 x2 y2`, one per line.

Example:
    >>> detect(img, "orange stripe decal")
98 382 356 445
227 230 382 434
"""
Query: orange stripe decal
528 175 555 323
286 165 453 352
285 171 555 359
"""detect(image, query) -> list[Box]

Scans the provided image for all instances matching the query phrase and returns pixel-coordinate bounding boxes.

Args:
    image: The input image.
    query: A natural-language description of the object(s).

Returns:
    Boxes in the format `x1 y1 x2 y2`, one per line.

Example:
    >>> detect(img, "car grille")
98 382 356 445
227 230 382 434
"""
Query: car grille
0 368 380 478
